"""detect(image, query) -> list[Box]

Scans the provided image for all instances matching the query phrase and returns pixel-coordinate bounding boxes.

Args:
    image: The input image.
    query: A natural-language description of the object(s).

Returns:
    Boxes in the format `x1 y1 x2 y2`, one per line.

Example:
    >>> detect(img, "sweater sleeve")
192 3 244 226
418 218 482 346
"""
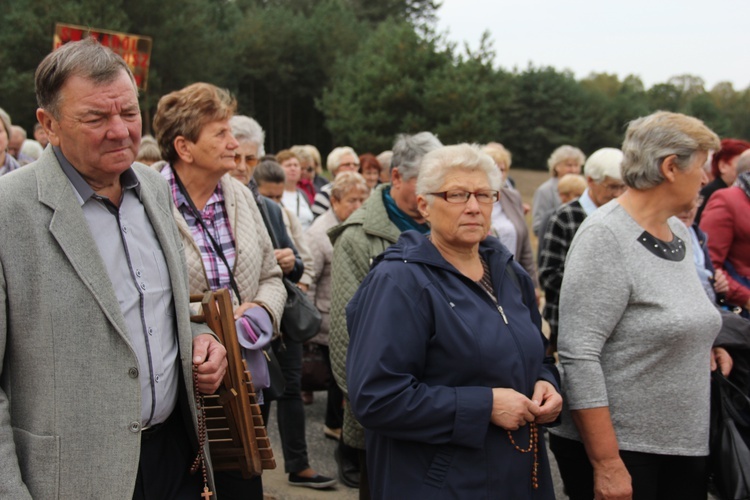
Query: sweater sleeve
557 222 630 410
700 191 750 307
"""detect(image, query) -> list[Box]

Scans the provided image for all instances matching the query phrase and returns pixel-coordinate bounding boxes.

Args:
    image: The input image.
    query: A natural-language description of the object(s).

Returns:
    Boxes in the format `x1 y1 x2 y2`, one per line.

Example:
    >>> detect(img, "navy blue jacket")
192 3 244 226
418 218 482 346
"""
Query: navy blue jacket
259 195 304 283
346 231 559 499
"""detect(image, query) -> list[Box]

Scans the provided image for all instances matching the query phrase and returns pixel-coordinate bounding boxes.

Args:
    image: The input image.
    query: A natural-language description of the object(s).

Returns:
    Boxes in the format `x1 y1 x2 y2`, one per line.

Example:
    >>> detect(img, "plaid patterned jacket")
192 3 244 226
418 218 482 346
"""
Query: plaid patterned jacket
538 200 587 333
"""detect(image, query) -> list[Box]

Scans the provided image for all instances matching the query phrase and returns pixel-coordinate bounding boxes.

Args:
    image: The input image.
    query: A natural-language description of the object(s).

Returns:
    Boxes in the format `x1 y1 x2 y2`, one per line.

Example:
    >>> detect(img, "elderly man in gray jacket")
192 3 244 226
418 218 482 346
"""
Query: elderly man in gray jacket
0 38 227 499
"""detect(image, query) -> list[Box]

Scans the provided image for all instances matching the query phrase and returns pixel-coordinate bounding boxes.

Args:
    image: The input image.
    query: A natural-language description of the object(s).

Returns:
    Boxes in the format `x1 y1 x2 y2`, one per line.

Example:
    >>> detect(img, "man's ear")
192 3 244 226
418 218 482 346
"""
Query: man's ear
36 108 60 147
390 167 401 189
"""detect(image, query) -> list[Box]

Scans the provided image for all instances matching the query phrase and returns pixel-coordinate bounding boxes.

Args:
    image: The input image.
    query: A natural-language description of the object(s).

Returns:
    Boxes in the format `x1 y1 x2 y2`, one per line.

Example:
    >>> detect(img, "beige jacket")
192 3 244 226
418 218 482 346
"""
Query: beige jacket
155 162 287 333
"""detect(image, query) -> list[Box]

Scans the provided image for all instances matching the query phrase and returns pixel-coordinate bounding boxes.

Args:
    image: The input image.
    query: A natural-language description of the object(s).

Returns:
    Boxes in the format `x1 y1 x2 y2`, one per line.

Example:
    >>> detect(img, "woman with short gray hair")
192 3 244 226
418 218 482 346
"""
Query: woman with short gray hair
305 171 369 454
531 145 585 237
550 111 732 499
311 146 359 217
347 143 561 499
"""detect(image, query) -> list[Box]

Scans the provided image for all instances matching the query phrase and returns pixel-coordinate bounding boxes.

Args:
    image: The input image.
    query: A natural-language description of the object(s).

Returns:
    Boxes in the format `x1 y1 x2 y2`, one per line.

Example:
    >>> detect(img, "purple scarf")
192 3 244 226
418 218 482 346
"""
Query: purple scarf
235 307 274 404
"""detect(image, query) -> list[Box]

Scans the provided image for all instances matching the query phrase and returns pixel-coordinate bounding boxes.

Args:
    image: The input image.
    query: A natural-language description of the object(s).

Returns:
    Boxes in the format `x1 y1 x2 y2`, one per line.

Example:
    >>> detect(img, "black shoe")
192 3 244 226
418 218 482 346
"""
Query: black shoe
288 472 337 489
334 446 361 488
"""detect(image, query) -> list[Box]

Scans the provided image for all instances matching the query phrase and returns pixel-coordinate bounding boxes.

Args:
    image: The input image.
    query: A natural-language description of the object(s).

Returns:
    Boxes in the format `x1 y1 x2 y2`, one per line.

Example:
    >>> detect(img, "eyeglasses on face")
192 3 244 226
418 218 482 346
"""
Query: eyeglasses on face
428 190 499 204
338 162 360 170
600 181 626 193
234 154 259 168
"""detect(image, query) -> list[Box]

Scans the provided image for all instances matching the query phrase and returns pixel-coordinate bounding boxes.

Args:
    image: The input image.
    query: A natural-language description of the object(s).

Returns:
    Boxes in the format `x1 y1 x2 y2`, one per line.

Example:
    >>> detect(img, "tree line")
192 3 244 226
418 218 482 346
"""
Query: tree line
1 0 748 169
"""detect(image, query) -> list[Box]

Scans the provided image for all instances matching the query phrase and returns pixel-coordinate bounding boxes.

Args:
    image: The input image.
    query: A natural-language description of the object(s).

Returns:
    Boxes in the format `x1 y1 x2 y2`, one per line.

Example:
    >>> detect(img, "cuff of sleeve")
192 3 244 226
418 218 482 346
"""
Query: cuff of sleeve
452 386 494 448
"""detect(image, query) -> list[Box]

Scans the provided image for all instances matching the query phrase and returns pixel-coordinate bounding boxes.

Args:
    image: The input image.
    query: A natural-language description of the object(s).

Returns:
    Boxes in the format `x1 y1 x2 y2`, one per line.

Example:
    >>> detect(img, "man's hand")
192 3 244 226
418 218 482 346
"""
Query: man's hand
192 333 227 394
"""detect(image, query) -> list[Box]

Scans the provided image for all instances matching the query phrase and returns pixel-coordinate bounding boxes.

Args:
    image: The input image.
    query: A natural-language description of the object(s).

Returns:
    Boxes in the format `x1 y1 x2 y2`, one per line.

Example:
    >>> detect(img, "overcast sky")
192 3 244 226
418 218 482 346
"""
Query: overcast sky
435 0 750 90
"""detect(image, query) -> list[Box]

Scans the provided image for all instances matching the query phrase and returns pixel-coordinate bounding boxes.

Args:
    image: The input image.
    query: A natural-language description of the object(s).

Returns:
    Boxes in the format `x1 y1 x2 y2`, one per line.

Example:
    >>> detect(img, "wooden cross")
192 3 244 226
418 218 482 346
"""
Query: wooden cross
201 486 213 499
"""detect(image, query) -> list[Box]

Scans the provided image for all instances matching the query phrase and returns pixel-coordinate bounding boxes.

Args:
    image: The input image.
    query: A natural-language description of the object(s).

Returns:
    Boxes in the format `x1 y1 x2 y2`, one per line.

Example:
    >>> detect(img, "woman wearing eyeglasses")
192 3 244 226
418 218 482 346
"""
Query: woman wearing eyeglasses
311 146 360 217
346 144 562 499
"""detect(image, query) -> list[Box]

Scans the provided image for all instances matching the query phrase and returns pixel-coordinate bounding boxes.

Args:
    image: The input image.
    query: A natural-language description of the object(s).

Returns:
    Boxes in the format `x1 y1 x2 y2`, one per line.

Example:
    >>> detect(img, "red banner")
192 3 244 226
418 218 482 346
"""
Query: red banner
54 23 152 91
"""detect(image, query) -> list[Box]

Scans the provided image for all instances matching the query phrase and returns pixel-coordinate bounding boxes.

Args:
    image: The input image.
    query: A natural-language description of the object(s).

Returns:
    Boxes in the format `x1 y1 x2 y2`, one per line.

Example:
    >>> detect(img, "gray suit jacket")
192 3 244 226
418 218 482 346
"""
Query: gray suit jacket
0 147 213 498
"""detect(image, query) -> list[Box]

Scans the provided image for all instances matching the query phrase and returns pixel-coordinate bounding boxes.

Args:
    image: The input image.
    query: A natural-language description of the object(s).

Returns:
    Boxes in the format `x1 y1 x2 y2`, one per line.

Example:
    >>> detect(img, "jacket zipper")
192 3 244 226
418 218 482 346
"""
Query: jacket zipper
496 304 508 324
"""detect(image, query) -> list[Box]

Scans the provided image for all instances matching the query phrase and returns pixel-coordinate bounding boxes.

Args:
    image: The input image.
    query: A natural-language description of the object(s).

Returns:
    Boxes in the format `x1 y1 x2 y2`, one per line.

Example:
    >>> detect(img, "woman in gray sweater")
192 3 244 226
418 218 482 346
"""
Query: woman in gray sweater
549 111 733 500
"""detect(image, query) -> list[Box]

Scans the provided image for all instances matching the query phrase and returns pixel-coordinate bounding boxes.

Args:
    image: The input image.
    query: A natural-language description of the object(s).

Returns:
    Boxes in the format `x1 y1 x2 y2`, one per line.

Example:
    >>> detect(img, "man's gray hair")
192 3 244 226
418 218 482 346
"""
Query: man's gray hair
230 115 266 157
35 37 136 119
621 111 720 190
391 131 442 180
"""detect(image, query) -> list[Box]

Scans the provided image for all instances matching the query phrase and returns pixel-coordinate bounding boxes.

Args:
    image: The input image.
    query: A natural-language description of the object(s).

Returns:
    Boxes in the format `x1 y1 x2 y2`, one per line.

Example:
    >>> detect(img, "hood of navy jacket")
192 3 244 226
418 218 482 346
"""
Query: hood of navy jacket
372 230 521 293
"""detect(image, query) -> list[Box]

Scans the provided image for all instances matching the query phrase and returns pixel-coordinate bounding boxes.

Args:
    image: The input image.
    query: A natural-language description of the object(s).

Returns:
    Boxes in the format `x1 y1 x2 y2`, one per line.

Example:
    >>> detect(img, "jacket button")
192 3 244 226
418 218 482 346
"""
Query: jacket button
129 421 141 433
128 367 139 378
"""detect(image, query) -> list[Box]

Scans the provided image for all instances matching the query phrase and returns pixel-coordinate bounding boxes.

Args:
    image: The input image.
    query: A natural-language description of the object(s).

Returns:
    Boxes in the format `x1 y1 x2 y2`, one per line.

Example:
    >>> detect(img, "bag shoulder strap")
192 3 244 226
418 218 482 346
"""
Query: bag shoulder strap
172 168 242 303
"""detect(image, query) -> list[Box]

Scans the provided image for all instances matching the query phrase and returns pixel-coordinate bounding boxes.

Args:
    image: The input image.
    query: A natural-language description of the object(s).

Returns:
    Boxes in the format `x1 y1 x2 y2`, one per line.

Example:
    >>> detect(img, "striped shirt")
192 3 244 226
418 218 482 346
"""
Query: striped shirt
162 164 237 296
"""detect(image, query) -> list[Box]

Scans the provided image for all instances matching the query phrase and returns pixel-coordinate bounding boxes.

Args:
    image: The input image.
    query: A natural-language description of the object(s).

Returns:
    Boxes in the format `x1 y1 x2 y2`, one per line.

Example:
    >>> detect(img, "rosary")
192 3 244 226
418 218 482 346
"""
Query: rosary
190 367 213 499
506 422 539 489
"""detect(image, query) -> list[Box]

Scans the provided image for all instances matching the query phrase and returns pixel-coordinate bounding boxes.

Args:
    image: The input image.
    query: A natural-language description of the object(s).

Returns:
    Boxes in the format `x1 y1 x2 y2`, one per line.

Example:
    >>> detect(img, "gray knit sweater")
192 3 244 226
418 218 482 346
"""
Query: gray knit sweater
550 200 722 456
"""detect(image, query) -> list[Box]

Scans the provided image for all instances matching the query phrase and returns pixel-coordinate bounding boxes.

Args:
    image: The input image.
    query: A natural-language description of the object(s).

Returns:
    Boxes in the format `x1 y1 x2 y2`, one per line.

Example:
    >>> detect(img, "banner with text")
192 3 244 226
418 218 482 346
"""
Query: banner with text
54 23 152 91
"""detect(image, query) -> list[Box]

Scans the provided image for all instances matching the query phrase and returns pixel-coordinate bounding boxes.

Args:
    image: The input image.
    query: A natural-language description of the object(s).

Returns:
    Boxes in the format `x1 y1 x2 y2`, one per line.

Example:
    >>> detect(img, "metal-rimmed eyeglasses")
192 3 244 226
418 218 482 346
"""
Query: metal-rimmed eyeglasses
428 190 499 204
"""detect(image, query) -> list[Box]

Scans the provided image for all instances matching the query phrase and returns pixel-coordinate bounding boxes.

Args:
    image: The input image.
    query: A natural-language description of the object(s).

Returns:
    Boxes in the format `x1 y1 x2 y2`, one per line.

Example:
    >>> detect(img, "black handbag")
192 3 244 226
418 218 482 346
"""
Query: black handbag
710 370 750 500
280 278 322 344
262 345 286 401
301 343 331 392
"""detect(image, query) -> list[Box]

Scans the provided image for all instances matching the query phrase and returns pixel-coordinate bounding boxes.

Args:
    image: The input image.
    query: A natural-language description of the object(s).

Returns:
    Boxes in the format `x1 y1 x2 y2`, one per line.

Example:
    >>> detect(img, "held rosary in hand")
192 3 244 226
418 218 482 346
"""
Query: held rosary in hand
190 367 212 499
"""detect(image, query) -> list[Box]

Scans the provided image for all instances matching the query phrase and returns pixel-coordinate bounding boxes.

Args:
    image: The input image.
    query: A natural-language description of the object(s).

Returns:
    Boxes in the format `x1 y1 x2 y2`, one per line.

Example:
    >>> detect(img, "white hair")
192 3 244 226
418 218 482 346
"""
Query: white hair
416 144 502 204
583 148 623 182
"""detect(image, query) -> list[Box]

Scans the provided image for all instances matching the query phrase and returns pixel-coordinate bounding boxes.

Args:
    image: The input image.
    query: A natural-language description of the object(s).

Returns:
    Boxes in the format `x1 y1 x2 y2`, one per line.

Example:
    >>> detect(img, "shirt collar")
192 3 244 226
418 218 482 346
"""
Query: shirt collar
54 146 141 206
578 188 598 216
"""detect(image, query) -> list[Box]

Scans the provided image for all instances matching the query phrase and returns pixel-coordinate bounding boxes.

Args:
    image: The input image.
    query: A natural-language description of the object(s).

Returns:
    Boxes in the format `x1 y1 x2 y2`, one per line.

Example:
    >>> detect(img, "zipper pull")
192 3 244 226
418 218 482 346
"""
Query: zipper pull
497 305 508 324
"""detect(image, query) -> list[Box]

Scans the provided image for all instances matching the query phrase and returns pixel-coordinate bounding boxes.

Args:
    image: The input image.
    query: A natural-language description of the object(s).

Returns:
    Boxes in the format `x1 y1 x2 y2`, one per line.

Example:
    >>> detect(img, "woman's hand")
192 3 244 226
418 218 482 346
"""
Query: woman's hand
490 388 539 430
234 301 260 320
274 248 296 275
713 269 729 295
531 380 562 424
593 457 632 500
711 347 733 376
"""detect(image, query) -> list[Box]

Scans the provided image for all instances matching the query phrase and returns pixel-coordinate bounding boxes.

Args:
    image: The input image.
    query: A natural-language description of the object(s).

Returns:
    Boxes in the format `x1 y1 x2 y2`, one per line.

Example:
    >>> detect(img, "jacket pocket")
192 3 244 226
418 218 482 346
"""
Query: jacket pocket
13 427 60 499
423 445 455 489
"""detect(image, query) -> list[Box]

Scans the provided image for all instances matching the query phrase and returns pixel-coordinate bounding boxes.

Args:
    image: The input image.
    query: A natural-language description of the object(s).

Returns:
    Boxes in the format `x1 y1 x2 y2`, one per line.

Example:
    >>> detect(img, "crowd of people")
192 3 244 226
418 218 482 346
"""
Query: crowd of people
1 38 749 499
